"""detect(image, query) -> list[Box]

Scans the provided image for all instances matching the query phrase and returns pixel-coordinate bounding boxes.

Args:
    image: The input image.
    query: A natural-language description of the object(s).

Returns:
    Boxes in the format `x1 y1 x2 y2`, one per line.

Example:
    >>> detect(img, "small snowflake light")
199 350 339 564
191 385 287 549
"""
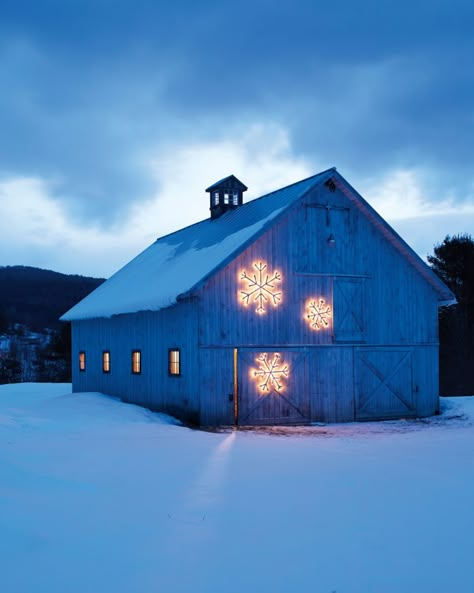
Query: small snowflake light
306 298 332 330
240 261 282 314
251 353 289 393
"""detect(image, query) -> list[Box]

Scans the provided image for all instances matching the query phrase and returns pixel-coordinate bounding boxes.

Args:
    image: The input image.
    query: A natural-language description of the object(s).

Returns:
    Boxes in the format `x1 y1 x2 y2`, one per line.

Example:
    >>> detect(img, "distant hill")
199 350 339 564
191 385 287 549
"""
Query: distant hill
0 266 105 331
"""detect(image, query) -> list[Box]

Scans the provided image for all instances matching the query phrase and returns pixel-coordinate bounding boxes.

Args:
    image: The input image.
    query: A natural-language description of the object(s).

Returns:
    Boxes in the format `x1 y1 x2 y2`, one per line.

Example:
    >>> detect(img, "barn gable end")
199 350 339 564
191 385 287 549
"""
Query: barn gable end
195 178 445 424
62 169 455 426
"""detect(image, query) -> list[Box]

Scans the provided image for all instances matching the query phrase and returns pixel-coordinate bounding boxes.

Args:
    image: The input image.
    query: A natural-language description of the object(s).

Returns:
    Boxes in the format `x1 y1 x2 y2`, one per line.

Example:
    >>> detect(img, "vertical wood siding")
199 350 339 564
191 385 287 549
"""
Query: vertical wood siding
71 301 200 424
198 348 235 425
71 181 441 425
238 348 309 425
308 347 355 422
193 182 440 424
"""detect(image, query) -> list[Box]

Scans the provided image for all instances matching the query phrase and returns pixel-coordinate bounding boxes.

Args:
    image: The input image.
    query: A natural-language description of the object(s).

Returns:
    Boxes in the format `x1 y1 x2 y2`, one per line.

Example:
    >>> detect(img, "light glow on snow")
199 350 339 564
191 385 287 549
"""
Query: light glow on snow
1 383 474 593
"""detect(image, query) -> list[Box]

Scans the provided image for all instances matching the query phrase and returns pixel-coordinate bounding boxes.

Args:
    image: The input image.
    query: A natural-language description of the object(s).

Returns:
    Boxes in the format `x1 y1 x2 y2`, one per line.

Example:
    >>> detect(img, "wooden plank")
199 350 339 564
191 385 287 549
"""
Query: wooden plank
238 349 309 425
71 302 200 424
355 348 415 419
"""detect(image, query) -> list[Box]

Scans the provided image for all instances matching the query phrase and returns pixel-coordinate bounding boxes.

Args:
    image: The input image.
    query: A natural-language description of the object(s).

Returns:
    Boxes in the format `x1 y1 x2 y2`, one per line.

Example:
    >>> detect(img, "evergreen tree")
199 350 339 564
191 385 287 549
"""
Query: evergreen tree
0 308 9 333
428 234 474 395
36 324 71 382
428 233 474 315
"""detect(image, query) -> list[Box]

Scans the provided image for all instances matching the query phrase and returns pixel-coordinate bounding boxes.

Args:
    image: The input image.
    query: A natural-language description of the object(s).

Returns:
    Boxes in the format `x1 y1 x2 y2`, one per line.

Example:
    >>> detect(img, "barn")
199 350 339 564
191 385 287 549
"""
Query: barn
61 168 456 426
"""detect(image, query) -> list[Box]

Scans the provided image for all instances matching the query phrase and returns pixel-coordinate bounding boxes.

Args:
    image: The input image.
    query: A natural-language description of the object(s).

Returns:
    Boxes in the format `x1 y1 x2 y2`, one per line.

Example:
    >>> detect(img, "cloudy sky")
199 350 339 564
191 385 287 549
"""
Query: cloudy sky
1 0 473 278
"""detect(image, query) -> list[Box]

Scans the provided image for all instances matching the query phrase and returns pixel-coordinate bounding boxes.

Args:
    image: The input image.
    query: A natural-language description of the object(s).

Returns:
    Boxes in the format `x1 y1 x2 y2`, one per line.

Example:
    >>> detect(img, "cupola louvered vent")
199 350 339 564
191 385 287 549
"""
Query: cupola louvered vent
206 175 248 219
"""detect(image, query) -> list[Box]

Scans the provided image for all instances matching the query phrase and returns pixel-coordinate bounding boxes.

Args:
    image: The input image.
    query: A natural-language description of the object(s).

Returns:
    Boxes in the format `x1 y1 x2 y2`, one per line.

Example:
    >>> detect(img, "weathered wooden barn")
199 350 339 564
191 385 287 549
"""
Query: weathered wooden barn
62 168 455 426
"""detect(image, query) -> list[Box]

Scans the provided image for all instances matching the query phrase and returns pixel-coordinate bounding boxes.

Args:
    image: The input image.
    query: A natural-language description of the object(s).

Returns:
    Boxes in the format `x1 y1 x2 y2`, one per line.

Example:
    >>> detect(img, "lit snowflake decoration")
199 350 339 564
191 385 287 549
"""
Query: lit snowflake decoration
251 353 289 393
240 261 282 314
306 298 332 330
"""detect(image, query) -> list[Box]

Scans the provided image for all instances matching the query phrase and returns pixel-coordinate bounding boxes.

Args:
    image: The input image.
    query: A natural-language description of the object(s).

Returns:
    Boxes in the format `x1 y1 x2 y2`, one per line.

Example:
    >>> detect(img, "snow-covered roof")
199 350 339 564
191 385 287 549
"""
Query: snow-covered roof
61 169 334 321
61 167 455 321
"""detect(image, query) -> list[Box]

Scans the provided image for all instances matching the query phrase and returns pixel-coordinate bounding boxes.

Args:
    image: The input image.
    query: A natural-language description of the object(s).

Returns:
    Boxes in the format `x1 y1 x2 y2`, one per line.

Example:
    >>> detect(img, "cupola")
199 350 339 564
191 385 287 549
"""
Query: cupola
206 175 248 220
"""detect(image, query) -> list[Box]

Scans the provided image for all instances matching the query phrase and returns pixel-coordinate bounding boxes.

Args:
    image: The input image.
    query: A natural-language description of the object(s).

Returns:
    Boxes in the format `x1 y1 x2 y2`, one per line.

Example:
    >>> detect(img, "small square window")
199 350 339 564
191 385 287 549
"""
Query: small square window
102 351 111 373
168 348 181 376
132 350 141 374
79 351 86 372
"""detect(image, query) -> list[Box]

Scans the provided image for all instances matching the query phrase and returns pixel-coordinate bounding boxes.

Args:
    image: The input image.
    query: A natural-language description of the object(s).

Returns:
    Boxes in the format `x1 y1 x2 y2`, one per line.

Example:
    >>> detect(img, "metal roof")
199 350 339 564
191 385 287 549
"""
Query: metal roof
61 167 455 321
61 169 334 320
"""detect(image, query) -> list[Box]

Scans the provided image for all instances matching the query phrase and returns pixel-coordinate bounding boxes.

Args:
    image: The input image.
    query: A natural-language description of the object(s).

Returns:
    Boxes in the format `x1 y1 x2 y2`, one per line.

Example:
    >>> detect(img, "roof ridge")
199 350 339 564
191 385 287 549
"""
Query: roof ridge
154 167 337 244
61 167 339 320
247 167 336 204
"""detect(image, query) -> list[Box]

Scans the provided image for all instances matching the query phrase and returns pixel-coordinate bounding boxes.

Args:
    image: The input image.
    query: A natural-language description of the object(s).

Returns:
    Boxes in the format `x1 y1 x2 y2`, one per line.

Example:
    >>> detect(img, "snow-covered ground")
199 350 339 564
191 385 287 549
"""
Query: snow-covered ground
1 384 473 593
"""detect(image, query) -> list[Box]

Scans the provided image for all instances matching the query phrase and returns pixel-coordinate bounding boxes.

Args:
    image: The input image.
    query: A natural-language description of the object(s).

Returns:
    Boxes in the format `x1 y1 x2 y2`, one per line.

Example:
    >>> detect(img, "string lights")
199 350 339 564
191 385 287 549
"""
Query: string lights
240 261 282 314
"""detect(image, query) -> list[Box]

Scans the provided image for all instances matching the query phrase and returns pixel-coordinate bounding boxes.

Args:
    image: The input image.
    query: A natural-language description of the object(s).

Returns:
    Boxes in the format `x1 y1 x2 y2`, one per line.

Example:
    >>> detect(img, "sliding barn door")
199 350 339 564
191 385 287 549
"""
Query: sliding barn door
355 348 416 419
238 350 309 425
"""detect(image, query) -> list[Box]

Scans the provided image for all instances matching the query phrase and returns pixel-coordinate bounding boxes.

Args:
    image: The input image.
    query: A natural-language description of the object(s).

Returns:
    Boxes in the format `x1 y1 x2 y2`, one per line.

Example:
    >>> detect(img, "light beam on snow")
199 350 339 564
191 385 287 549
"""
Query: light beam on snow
184 431 236 510
165 431 236 533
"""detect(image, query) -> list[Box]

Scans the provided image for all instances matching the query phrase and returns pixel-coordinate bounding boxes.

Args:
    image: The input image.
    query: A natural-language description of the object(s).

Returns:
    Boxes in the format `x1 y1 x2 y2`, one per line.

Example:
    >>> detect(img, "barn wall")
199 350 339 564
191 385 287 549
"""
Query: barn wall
195 182 440 425
70 179 441 427
71 301 200 423
308 346 355 422
199 348 235 425
195 343 439 426
197 182 439 348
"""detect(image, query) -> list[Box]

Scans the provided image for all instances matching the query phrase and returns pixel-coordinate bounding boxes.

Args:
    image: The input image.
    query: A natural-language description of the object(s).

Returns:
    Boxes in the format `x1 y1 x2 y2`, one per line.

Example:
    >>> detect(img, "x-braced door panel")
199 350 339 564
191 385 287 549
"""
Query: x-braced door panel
355 349 415 419
238 350 309 425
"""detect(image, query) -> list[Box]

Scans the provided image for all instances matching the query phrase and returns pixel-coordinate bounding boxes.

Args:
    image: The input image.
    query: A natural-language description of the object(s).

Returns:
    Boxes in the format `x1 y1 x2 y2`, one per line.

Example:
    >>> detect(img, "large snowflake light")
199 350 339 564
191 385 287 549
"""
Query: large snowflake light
251 353 289 393
240 261 282 314
306 298 332 330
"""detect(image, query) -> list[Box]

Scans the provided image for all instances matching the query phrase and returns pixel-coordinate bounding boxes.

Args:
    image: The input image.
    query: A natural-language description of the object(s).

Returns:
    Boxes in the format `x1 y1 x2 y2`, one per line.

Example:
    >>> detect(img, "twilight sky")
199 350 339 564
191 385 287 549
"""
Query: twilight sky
1 0 473 278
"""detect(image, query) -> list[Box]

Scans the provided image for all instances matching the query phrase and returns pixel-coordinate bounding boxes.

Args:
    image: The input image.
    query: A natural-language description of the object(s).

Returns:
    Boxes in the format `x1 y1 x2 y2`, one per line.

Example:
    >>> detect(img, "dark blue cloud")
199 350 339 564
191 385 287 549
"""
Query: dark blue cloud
0 0 473 225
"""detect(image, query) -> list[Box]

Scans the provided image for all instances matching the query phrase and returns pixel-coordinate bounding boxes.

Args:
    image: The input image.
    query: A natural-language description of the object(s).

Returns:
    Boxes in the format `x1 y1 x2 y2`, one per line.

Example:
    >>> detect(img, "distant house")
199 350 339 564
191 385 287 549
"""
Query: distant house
61 169 455 426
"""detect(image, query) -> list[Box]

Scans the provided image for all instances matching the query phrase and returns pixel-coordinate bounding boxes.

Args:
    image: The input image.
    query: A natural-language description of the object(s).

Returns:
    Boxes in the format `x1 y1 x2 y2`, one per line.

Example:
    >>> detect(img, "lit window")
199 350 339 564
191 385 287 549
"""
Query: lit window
79 351 86 372
102 351 111 373
223 191 230 204
169 349 181 376
213 191 219 206
132 350 141 374
232 190 239 205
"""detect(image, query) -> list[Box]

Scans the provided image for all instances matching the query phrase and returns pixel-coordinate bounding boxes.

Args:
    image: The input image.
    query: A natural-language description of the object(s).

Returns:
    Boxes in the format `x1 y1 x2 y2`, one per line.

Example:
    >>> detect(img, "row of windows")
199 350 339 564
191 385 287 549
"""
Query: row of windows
78 349 181 376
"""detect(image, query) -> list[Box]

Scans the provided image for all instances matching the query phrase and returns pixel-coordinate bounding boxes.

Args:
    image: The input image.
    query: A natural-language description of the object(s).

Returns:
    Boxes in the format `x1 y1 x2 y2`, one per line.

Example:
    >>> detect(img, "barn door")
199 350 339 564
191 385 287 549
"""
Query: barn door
333 278 365 342
238 350 309 425
355 349 415 419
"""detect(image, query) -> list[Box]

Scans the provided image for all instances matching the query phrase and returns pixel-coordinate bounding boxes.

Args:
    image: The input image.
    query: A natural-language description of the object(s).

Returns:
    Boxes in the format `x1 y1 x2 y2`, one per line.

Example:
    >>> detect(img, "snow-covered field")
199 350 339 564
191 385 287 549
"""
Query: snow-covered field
1 384 473 593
